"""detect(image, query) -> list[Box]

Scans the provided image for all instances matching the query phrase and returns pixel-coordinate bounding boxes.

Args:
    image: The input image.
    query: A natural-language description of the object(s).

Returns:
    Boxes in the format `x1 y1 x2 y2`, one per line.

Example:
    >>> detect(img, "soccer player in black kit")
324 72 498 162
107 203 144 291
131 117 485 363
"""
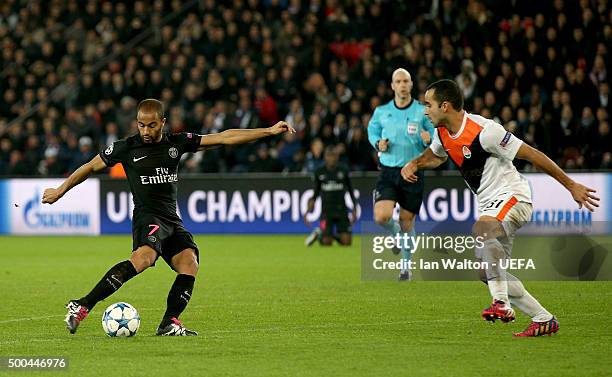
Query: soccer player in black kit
42 99 295 336
304 146 357 246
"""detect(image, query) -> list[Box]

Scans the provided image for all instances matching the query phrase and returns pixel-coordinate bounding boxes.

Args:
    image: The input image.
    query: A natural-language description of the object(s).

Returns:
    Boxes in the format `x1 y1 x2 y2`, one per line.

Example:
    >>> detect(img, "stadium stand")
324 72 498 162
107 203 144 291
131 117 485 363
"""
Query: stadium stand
0 0 610 176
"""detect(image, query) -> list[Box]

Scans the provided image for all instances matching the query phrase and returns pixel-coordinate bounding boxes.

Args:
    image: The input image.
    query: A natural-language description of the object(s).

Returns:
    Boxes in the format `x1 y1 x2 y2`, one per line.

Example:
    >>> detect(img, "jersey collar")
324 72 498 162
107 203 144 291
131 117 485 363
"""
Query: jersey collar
448 112 468 140
393 98 413 110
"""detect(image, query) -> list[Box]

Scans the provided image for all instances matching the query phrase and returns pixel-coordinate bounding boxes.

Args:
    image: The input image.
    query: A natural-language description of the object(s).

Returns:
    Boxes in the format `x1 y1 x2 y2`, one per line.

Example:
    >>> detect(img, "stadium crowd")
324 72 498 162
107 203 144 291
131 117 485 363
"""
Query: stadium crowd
0 0 610 177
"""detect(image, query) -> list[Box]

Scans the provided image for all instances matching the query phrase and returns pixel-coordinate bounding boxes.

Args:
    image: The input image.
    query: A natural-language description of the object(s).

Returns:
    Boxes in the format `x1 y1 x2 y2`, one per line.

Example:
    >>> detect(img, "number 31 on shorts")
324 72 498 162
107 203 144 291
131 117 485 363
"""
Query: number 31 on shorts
481 193 518 221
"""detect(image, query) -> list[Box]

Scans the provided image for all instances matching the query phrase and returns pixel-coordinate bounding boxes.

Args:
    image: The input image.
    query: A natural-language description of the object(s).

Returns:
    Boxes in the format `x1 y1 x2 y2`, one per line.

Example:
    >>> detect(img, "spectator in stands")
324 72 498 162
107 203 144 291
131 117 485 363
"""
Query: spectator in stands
249 143 283 173
68 136 95 172
347 126 376 171
599 82 610 112
305 138 324 173
589 121 611 168
277 131 301 168
39 146 65 176
6 150 30 176
456 59 477 102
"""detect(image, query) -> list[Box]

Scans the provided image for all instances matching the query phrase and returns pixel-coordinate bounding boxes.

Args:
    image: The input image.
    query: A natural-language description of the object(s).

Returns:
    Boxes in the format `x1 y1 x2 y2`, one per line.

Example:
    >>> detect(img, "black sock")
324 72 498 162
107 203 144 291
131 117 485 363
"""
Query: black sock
160 274 195 327
78 260 138 310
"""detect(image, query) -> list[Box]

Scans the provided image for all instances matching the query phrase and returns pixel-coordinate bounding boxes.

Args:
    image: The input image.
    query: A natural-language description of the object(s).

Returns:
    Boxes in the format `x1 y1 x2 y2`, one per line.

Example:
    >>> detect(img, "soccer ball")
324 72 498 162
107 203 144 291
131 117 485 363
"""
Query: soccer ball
102 302 140 337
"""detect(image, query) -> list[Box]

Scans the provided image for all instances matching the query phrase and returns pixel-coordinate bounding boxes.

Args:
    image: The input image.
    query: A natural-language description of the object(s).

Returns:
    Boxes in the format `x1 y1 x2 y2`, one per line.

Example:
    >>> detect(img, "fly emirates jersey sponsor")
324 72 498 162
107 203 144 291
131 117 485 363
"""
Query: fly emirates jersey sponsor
100 132 202 219
429 113 532 214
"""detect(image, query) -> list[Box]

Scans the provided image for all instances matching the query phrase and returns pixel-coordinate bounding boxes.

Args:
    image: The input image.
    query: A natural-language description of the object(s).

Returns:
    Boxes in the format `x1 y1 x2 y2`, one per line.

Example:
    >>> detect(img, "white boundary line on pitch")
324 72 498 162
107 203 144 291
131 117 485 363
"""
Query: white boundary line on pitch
0 313 599 345
0 315 64 324
0 319 471 344
0 297 598 325
0 298 458 325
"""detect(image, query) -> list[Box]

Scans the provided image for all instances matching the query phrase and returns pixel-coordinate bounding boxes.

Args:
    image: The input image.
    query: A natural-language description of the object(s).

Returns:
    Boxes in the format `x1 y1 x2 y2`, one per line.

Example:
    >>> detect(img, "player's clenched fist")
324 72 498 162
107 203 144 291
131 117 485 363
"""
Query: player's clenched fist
268 121 296 135
42 188 62 204
377 139 389 152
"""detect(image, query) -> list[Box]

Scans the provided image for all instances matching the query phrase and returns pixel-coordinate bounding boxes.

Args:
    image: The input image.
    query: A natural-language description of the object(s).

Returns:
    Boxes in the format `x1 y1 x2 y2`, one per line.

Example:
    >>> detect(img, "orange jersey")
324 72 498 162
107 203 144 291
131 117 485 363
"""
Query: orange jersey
430 113 531 214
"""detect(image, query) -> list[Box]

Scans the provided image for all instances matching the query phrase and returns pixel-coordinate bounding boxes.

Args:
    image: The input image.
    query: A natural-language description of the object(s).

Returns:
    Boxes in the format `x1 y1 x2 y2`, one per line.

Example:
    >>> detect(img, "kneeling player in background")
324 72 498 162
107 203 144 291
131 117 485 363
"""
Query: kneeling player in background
402 80 599 336
304 146 357 246
42 99 295 336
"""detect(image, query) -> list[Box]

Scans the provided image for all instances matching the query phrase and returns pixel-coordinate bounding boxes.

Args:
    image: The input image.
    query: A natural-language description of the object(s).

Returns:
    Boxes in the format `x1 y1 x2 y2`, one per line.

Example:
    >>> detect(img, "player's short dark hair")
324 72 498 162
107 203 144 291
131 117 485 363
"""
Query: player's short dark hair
426 79 464 111
137 99 165 119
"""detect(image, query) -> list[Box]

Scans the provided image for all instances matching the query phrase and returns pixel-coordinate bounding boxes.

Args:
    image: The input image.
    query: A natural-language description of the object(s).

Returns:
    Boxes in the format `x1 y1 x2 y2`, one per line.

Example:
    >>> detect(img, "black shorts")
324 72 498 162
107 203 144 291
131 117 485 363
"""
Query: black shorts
320 214 352 237
374 165 424 213
132 212 199 269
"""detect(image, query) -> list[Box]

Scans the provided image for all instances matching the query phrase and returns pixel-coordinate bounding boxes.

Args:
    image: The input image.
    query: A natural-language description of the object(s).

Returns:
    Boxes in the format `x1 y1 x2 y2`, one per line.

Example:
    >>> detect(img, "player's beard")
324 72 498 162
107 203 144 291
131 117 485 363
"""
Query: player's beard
142 132 161 143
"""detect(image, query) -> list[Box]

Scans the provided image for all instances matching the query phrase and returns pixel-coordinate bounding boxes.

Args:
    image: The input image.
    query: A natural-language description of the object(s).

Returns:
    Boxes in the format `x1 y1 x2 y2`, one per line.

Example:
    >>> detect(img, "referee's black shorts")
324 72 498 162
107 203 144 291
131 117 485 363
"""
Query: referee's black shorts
132 212 199 269
374 165 424 213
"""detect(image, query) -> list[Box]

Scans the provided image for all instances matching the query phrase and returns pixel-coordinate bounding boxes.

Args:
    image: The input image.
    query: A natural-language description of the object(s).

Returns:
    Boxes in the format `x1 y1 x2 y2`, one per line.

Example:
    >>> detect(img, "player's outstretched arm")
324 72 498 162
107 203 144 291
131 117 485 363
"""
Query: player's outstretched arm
42 155 108 205
515 143 600 211
198 121 296 150
401 148 447 183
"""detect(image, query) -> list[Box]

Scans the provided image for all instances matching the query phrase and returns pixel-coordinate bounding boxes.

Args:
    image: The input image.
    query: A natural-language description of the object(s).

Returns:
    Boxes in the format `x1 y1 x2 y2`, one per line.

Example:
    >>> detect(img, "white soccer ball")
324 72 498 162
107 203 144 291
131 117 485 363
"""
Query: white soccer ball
102 302 140 337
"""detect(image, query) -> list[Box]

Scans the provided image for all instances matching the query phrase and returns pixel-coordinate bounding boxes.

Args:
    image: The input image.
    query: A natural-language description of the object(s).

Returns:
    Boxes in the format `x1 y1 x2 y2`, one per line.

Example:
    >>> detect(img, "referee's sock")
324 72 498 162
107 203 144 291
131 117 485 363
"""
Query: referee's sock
160 274 195 327
78 260 138 310
381 218 414 273
400 228 416 273
380 218 401 235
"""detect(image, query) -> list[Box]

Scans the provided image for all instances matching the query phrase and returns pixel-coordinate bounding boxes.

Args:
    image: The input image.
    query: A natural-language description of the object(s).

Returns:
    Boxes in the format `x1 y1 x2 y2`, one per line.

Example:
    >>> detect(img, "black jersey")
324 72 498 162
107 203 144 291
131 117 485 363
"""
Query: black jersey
312 164 356 216
100 132 202 220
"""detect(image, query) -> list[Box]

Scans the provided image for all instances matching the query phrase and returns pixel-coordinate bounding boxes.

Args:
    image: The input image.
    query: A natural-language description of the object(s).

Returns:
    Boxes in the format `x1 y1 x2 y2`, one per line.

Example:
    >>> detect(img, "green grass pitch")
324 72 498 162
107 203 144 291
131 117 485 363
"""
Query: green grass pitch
0 235 610 376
